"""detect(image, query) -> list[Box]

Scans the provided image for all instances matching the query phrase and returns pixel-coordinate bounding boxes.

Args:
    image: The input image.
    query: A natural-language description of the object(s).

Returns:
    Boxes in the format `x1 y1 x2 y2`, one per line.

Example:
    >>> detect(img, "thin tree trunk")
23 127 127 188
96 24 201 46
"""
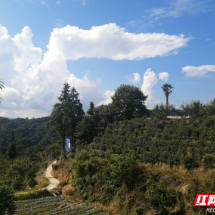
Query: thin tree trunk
166 95 169 107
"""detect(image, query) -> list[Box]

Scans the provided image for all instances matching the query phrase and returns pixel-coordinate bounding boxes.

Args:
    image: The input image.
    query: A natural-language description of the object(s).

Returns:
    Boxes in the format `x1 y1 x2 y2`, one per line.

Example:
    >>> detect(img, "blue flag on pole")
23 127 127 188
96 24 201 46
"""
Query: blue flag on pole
66 138 70 152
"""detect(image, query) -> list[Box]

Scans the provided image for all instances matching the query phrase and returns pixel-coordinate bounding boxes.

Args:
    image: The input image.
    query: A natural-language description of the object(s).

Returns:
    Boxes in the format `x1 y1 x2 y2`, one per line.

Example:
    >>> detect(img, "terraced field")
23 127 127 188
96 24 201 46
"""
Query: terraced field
15 196 107 215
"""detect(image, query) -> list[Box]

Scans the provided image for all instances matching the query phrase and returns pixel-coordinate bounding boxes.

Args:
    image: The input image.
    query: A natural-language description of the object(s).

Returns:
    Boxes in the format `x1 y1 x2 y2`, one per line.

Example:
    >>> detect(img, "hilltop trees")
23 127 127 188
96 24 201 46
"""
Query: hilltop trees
6 130 17 163
180 100 203 118
111 84 148 120
47 83 84 151
161 84 173 107
152 103 176 119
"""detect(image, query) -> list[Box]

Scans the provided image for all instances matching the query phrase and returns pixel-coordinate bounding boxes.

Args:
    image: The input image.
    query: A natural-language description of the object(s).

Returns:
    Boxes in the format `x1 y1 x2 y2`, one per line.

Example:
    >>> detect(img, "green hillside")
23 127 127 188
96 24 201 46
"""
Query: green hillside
0 117 57 154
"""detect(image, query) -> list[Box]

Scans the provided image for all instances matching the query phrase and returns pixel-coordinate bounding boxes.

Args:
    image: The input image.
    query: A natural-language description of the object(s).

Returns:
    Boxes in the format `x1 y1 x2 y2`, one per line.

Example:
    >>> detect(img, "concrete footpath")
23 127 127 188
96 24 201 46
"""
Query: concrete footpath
43 160 59 191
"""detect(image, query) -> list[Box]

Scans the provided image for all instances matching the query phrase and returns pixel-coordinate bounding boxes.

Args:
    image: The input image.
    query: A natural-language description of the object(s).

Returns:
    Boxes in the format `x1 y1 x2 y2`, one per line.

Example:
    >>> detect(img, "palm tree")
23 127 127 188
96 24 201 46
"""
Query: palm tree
161 83 173 107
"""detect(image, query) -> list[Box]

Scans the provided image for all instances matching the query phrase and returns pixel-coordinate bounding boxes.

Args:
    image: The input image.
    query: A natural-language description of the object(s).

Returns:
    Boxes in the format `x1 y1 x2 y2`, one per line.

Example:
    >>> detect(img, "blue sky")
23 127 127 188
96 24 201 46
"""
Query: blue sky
0 0 215 118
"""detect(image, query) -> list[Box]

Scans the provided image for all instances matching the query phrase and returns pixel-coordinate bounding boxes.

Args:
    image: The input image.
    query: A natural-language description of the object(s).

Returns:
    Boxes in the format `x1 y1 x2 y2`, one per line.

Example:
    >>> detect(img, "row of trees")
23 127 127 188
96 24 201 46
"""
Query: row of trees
47 82 215 151
0 77 175 154
47 83 149 151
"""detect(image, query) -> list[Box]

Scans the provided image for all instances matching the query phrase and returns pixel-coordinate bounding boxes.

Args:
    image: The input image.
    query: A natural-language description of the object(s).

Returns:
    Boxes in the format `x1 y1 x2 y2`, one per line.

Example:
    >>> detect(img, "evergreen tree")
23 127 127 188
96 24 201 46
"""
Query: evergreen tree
87 101 95 116
47 83 84 151
6 130 16 163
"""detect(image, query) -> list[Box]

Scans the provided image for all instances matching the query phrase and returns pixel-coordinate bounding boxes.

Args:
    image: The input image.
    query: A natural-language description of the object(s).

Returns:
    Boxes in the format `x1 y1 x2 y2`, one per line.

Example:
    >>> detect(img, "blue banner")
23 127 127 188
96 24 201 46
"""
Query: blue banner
66 138 70 152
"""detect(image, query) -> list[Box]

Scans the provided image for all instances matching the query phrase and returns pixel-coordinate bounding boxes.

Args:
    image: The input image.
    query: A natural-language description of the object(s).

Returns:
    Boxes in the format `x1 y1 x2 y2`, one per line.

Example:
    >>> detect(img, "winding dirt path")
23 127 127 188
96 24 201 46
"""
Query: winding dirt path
15 160 59 195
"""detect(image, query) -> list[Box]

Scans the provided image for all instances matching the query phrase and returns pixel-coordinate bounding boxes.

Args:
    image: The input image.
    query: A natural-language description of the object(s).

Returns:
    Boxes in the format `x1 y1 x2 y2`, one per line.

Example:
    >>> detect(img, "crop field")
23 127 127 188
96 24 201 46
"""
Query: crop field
14 196 107 215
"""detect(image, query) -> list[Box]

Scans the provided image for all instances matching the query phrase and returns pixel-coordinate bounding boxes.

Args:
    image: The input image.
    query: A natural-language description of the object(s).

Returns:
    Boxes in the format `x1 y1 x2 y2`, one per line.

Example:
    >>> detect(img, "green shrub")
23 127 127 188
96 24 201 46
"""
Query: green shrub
0 185 15 215
182 155 198 170
110 152 139 189
12 175 24 190
28 177 38 188
74 149 90 161
145 181 177 215
203 154 215 169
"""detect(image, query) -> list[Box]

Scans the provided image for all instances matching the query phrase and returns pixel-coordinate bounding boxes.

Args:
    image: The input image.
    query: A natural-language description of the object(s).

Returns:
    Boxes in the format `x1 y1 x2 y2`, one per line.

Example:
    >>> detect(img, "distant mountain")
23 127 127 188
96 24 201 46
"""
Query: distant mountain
3 117 15 120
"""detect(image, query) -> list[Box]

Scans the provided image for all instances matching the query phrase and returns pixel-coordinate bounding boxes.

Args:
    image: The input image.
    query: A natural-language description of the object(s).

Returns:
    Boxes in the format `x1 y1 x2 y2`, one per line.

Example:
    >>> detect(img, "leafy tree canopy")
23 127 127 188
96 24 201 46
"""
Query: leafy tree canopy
180 100 203 118
111 84 148 120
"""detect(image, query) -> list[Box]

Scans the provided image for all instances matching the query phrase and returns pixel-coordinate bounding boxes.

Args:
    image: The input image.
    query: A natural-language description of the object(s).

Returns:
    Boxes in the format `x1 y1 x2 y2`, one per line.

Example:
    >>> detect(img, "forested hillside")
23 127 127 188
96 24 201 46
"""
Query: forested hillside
68 115 215 214
92 116 215 166
2 82 215 214
0 117 57 154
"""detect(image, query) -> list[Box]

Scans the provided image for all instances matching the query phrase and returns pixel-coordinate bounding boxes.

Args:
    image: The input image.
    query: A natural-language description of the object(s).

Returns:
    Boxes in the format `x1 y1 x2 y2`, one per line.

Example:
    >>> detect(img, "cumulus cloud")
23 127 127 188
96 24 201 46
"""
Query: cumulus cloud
0 24 108 118
182 65 215 77
141 68 158 101
44 23 189 61
128 73 140 83
159 72 169 81
0 23 188 118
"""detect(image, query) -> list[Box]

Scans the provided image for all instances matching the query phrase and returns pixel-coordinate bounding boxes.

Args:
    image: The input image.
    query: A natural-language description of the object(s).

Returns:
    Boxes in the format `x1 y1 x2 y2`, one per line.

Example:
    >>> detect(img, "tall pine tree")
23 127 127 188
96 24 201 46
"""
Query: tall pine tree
47 83 84 151
6 130 16 163
87 101 94 116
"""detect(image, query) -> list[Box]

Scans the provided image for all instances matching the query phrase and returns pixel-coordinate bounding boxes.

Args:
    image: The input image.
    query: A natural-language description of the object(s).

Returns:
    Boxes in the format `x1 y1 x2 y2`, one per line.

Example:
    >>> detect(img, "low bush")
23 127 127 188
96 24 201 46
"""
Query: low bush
203 154 215 169
0 185 15 215
145 180 177 215
182 155 198 170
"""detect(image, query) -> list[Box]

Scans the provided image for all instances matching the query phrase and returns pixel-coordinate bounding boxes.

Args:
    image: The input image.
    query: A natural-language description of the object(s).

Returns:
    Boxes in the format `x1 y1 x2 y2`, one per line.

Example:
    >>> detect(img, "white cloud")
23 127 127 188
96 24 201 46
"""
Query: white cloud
96 90 115 106
128 0 210 29
0 23 189 118
128 72 140 83
56 1 61 4
41 1 46 5
141 68 158 101
158 72 169 82
148 0 208 20
67 74 108 108
44 23 189 61
0 24 108 118
182 65 215 77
